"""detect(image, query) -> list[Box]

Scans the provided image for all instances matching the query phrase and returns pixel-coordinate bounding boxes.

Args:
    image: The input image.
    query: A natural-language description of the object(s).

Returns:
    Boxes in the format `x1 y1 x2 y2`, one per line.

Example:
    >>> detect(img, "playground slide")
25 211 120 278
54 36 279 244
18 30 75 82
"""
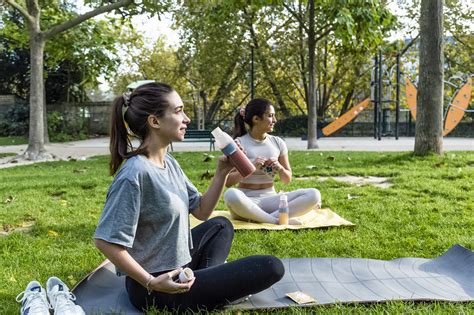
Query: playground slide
443 78 472 136
405 79 417 120
321 98 370 136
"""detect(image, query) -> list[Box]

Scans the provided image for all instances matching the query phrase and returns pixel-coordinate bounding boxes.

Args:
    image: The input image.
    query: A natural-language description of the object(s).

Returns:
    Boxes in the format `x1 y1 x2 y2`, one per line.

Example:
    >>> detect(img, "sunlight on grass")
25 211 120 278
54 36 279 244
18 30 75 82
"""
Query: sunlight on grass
0 152 473 314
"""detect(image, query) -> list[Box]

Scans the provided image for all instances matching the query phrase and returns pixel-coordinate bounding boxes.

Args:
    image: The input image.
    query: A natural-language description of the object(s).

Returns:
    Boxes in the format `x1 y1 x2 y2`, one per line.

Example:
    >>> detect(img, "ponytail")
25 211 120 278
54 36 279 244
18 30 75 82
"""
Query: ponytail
109 96 131 175
232 98 273 139
233 111 247 138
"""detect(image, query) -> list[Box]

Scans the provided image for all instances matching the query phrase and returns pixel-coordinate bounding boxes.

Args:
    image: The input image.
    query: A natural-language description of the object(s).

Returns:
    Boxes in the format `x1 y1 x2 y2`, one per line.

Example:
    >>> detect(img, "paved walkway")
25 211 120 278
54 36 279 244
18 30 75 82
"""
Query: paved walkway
1 137 473 169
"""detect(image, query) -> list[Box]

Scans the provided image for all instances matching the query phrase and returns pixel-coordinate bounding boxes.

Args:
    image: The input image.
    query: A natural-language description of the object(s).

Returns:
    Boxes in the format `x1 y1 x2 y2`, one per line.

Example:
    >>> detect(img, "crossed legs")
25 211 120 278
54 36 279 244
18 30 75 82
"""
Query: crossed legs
224 187 322 224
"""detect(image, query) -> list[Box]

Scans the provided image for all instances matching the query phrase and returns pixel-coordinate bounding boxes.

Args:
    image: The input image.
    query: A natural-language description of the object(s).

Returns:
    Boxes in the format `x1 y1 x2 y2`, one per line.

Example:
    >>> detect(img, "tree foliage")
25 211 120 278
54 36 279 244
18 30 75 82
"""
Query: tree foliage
0 7 120 103
2 0 170 160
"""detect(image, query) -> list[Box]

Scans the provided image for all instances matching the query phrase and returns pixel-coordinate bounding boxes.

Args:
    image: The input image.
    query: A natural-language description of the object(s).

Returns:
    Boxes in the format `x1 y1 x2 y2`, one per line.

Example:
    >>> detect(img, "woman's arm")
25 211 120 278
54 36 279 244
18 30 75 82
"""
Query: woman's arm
224 170 243 187
192 156 233 220
94 239 193 294
267 155 292 184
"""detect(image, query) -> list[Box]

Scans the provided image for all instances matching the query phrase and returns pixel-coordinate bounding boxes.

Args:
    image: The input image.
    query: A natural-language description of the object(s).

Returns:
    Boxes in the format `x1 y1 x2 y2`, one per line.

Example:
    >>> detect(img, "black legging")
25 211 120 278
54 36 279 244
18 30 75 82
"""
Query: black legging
126 216 284 313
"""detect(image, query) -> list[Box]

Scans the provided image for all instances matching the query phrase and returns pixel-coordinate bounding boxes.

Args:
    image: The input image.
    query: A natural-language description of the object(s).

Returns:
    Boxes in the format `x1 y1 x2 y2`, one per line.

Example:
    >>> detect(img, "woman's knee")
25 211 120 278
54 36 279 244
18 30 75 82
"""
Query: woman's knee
208 216 234 239
224 188 241 206
264 255 285 282
306 188 321 205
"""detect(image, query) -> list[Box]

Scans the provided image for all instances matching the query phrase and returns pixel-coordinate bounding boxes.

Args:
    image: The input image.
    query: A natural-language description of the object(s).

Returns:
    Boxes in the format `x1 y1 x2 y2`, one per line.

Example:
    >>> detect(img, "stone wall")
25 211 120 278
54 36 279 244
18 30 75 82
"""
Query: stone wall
47 101 111 135
0 95 23 115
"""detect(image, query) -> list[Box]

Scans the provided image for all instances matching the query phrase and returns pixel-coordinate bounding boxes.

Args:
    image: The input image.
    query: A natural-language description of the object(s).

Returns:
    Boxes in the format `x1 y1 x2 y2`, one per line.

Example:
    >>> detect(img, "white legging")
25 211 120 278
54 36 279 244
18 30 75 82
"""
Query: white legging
224 187 321 224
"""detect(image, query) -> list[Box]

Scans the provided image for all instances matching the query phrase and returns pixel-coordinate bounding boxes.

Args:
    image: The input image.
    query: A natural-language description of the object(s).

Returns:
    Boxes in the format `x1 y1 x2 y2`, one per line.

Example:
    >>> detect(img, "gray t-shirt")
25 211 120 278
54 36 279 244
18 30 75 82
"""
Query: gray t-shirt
94 154 201 274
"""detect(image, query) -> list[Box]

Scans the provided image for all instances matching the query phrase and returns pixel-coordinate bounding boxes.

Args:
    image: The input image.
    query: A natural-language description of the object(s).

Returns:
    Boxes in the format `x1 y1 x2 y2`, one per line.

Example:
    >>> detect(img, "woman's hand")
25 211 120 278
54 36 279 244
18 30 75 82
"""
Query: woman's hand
265 157 282 171
216 155 234 176
253 156 267 170
149 268 195 294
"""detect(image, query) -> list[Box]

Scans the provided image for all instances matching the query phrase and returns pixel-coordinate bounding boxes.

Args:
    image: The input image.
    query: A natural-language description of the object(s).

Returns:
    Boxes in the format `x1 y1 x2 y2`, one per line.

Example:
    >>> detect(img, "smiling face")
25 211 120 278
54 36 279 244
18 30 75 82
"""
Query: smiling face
155 91 190 142
253 105 277 133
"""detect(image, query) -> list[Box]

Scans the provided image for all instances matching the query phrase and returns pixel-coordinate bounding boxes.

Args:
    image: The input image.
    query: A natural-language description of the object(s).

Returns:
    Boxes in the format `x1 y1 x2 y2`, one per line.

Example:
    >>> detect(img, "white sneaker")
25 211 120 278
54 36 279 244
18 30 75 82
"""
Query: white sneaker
16 280 50 315
46 277 85 315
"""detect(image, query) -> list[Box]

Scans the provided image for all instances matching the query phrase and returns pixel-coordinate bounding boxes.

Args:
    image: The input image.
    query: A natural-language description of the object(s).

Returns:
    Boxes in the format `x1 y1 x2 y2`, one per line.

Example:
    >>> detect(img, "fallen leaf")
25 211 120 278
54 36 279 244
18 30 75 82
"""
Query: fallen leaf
4 195 16 203
203 155 215 162
3 224 14 232
48 230 59 237
200 170 213 180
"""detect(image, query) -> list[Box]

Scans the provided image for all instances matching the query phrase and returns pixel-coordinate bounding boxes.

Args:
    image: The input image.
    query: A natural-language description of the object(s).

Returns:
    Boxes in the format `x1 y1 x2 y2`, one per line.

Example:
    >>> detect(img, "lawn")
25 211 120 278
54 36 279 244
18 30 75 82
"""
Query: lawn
1 151 473 314
0 136 28 146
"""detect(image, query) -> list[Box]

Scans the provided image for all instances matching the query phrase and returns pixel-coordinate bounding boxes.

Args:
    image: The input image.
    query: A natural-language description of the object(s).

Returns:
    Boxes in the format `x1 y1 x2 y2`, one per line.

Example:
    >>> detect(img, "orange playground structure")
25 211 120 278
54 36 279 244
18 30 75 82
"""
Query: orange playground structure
320 77 472 138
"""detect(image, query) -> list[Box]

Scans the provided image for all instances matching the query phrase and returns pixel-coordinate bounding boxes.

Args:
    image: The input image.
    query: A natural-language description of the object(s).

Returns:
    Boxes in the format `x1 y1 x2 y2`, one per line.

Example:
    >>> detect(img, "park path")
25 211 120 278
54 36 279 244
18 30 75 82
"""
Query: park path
1 137 473 169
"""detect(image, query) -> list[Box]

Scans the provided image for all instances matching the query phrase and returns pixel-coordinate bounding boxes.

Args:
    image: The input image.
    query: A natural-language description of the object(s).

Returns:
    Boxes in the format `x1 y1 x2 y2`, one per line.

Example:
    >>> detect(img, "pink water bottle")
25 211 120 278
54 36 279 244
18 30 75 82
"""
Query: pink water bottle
211 127 256 178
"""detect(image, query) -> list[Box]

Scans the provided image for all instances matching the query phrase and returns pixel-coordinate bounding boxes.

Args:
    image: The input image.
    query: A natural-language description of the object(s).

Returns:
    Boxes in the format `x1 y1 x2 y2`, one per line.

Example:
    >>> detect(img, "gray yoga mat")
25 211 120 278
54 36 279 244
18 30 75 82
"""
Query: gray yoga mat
73 244 473 313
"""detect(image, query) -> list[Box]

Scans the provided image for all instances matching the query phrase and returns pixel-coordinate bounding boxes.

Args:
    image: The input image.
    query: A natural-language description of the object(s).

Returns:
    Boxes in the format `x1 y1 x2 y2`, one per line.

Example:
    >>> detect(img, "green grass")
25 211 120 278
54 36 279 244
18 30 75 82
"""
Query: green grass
0 136 28 146
1 151 473 314
0 152 16 158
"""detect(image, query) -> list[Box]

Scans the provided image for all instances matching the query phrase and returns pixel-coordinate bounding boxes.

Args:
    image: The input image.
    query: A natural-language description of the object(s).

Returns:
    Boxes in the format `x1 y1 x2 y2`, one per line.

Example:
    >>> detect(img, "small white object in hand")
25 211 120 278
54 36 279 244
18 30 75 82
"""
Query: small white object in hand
179 267 194 283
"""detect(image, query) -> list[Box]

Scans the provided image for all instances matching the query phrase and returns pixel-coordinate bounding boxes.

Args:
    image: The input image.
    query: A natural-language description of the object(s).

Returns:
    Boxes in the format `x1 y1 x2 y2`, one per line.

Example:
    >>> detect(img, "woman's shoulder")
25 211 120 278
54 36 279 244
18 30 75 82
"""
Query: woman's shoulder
165 153 180 168
267 134 287 153
267 134 286 145
115 155 149 181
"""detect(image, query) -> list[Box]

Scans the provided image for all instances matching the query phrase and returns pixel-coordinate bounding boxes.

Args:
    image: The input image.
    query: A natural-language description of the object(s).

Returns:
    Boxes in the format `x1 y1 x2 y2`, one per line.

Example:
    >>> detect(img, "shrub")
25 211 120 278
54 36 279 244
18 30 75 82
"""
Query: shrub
47 110 88 142
274 115 308 136
0 103 29 136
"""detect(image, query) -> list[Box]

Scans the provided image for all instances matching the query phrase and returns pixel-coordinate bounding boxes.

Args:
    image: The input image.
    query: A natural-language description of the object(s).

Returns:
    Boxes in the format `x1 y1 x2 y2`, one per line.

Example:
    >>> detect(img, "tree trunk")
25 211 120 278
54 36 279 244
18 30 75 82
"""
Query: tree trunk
297 3 308 105
307 0 318 149
200 90 208 129
24 33 51 160
414 0 444 155
43 85 49 144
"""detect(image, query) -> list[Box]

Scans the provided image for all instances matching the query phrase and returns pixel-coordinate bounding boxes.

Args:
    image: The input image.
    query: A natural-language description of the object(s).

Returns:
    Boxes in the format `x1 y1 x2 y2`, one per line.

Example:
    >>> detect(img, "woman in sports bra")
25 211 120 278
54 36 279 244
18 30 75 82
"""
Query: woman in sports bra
224 98 321 224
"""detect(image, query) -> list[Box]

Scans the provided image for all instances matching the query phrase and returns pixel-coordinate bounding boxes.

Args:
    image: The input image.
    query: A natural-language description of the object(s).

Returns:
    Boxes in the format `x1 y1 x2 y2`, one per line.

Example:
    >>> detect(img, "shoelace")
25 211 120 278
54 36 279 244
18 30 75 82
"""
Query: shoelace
15 290 50 312
51 290 78 312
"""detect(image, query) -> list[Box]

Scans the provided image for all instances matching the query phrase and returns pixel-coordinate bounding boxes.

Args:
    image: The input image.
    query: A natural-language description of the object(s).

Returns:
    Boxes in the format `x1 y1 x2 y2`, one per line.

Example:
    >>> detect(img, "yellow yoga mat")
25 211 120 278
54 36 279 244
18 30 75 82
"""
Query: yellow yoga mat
190 209 354 230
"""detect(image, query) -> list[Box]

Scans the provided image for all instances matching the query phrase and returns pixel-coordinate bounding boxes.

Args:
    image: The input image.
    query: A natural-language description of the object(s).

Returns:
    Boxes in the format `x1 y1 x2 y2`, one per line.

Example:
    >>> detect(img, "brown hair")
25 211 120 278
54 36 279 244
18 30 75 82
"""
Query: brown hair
109 82 174 175
233 98 273 138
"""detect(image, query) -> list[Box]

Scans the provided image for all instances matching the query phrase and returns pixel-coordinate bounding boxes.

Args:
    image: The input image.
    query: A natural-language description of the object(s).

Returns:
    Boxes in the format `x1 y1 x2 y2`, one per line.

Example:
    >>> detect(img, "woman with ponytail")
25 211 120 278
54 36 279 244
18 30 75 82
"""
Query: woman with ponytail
94 83 284 312
224 98 322 224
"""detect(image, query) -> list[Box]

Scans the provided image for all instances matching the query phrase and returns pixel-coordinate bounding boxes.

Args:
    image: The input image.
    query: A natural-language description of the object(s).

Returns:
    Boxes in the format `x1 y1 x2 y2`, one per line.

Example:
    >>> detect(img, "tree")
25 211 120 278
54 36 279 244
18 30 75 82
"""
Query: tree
0 9 121 104
2 0 168 160
414 0 444 155
284 0 394 148
174 2 249 127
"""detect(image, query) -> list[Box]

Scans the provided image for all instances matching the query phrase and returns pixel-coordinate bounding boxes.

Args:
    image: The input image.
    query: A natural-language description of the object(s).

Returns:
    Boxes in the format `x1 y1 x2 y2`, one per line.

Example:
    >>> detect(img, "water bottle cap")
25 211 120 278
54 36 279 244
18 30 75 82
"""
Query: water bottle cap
222 142 237 156
280 194 287 201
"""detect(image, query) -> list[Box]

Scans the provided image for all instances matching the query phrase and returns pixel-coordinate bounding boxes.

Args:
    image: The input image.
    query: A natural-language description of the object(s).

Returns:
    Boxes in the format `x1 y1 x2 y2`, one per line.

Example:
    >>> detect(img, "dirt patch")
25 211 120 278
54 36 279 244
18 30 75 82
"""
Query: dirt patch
1 220 36 237
319 175 392 188
296 175 392 188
